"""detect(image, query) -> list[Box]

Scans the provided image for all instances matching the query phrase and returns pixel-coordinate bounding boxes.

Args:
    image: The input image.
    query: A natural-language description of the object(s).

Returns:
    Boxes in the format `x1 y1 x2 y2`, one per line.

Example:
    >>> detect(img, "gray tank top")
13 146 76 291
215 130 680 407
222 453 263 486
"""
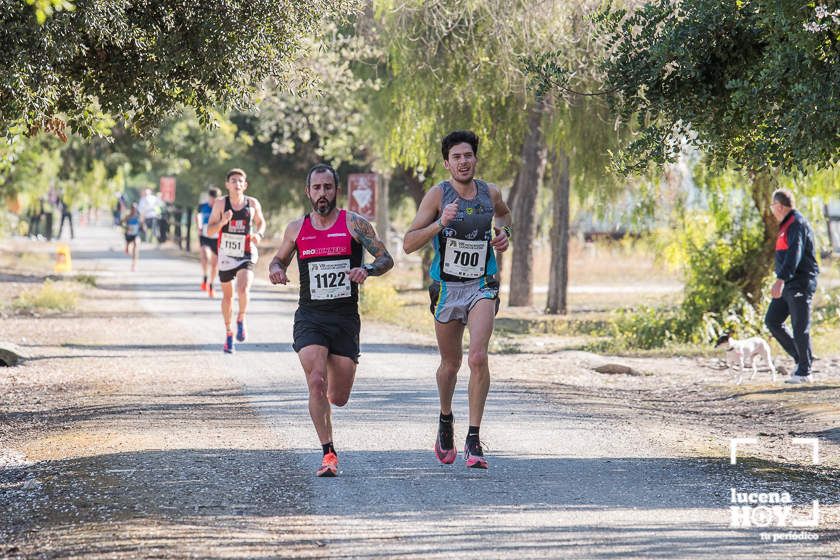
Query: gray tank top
431 179 498 282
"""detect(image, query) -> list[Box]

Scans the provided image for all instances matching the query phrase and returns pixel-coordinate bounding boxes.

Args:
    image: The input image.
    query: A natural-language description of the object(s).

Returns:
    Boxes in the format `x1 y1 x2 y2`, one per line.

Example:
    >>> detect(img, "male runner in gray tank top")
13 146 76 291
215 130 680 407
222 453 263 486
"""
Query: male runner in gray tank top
403 130 512 469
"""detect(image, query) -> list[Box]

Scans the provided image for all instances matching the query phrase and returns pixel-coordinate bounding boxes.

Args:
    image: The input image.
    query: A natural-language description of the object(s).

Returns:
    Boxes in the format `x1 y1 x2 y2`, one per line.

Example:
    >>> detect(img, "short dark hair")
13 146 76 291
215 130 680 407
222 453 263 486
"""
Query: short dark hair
714 334 731 347
772 188 794 208
441 130 479 161
306 163 339 188
226 168 246 181
208 187 221 198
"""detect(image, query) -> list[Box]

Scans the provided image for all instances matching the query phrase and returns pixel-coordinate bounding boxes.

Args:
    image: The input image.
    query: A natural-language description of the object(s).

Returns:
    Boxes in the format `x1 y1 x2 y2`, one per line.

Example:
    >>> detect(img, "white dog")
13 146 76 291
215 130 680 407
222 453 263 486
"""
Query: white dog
714 334 778 384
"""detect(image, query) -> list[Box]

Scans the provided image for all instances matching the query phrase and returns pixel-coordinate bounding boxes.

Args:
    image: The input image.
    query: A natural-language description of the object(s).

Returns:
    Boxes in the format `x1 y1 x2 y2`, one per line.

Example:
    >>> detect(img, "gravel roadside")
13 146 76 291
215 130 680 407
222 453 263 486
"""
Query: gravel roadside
1 226 838 558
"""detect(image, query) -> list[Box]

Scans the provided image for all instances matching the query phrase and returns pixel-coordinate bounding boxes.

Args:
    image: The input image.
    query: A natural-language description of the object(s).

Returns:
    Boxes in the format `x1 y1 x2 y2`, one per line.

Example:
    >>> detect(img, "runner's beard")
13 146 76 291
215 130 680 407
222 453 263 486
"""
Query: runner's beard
312 197 336 216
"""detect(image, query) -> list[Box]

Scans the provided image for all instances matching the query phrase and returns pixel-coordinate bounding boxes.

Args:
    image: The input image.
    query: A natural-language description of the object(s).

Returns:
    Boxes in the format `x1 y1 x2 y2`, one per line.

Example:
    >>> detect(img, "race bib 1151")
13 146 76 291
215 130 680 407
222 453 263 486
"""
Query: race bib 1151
220 233 246 258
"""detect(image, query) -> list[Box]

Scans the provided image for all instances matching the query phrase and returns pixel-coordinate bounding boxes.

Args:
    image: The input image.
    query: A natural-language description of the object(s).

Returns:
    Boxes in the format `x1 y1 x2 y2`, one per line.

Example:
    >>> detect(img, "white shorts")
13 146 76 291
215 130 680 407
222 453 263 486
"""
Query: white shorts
429 276 500 324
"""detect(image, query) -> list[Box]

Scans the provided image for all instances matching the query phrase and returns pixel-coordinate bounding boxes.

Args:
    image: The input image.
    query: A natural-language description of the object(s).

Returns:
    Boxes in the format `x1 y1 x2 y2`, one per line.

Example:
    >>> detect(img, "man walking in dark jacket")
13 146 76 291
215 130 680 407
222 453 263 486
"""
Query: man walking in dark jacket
765 189 820 383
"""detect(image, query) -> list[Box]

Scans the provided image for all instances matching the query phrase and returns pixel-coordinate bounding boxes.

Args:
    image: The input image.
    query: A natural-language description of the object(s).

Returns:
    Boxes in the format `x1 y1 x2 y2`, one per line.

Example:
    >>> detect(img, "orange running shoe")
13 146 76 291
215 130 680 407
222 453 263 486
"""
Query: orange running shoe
316 451 338 477
208 286 215 299
200 281 207 292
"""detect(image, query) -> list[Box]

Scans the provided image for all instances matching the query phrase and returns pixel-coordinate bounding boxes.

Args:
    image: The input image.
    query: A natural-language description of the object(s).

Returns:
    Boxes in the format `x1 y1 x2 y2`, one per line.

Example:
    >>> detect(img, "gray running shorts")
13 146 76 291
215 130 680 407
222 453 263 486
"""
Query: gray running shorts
429 277 500 324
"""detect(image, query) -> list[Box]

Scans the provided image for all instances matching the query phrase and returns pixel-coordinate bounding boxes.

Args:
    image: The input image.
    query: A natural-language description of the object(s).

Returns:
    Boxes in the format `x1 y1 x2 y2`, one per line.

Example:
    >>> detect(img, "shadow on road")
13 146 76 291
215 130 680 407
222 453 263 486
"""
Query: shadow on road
3 448 835 558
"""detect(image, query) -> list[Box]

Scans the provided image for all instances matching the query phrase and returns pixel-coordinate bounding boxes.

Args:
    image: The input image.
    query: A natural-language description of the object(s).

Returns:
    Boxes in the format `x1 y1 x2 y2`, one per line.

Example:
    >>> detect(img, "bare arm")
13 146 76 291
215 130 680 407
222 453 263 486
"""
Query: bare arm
489 183 512 252
348 212 394 279
205 198 229 238
490 183 512 227
250 197 267 245
268 220 302 285
402 186 445 254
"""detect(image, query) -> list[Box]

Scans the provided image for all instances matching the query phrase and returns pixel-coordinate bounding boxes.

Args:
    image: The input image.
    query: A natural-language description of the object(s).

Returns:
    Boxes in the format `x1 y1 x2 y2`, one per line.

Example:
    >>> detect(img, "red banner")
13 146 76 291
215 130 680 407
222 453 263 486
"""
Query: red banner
159 176 176 203
347 173 378 221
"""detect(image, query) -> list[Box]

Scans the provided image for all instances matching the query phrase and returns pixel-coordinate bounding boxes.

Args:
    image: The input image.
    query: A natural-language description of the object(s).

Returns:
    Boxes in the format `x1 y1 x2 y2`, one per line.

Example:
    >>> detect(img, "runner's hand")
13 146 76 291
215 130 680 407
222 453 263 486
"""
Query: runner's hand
348 267 369 285
491 226 509 252
250 232 262 245
222 209 233 225
771 279 783 299
269 265 288 285
439 202 459 227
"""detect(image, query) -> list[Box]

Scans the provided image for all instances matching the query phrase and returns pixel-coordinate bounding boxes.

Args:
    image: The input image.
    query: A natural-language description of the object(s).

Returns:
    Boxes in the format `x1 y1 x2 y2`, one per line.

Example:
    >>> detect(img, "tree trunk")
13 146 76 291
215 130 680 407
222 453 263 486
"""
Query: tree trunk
546 148 570 314
508 97 549 307
494 170 519 290
376 171 390 254
740 169 779 307
404 168 433 288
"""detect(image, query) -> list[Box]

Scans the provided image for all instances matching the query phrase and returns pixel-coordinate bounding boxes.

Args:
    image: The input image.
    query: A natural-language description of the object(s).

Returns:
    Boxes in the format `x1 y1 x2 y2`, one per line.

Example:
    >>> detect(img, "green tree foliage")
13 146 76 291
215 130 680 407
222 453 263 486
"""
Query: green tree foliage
0 135 62 205
372 0 535 181
24 0 75 25
589 0 839 346
253 24 382 169
598 0 840 173
134 110 250 207
1 0 359 140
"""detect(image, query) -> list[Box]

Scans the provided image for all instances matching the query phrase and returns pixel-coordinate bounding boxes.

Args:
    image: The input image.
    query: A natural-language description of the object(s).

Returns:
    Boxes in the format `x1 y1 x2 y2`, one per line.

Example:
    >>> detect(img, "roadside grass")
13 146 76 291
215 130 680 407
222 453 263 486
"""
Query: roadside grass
10 279 80 314
1 250 52 273
359 279 406 323
363 282 840 359
71 273 97 287
732 456 840 487
366 245 840 359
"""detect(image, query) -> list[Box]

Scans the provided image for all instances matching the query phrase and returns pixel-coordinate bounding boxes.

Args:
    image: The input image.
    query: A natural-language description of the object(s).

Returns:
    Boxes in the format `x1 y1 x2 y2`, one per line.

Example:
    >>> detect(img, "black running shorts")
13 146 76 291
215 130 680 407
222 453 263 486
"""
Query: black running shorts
218 261 254 283
293 306 360 363
199 235 218 255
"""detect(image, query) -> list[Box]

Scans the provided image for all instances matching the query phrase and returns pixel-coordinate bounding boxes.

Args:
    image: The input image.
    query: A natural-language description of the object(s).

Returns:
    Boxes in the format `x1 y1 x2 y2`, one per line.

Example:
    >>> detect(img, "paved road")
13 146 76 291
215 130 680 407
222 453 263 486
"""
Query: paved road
3 225 835 558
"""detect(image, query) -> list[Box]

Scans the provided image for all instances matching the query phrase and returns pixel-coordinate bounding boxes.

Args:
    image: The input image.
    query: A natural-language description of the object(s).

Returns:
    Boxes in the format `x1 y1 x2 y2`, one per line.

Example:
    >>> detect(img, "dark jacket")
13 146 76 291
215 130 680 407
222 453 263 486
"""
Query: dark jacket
775 209 819 293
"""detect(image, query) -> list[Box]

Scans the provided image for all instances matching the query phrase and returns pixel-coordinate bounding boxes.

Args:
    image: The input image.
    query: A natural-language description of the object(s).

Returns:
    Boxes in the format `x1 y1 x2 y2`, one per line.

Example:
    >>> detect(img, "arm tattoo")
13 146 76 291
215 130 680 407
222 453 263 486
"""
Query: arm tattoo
351 213 394 276
269 255 287 271
270 249 295 271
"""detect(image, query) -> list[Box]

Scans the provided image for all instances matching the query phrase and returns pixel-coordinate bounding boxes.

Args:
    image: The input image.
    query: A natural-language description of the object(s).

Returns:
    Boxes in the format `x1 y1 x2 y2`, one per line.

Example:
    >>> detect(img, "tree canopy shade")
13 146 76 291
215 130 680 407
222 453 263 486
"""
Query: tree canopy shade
0 0 358 140
598 0 840 174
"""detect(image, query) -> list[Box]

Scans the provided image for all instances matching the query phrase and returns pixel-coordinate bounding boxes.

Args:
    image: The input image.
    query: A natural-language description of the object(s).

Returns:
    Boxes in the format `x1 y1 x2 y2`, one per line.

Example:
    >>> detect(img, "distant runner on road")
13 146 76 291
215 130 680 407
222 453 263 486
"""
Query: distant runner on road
122 203 144 272
403 130 512 470
196 187 221 299
206 169 266 354
268 163 394 477
137 188 162 244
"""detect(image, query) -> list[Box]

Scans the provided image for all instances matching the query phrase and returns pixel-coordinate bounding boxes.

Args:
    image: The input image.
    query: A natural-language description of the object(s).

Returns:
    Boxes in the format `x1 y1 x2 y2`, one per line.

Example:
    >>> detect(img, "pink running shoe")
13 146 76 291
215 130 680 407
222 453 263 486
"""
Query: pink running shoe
434 422 457 464
464 438 488 469
223 332 235 354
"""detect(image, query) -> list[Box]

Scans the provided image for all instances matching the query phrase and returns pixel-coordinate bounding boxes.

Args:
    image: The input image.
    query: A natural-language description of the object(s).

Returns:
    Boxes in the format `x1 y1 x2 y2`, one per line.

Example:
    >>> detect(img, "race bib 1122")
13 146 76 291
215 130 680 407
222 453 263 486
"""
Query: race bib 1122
308 259 351 300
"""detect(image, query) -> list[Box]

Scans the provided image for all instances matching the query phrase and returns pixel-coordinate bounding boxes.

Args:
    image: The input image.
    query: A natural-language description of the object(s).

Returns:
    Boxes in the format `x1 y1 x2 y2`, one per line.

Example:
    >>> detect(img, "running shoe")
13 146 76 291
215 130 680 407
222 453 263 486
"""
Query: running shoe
434 421 457 464
208 286 215 299
464 437 488 469
200 281 207 292
223 332 235 354
236 319 246 342
316 451 338 477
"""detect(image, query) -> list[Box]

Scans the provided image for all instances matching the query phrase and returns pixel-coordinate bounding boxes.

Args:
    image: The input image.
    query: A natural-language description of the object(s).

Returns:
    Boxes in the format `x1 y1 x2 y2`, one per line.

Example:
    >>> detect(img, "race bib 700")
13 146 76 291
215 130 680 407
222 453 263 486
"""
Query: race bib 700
443 238 487 278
